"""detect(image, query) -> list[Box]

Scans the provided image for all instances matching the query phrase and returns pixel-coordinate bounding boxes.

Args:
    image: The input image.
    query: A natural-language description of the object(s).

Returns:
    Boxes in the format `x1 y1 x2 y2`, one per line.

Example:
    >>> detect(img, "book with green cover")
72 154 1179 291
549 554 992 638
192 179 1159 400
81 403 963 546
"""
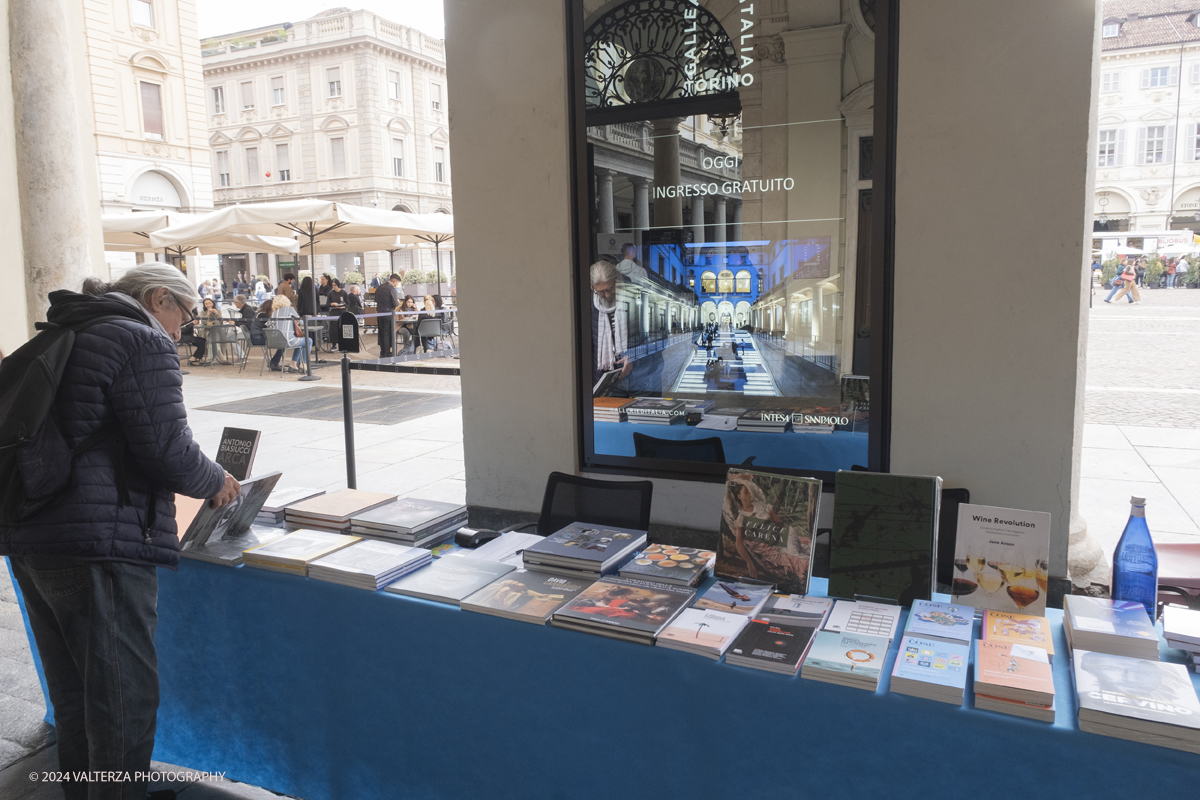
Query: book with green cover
716 469 822 595
827 471 942 603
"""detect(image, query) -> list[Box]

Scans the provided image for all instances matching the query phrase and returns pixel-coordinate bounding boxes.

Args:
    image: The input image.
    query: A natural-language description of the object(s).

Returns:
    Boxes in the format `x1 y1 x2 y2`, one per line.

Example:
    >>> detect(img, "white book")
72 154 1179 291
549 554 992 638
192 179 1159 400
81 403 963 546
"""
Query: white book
309 540 427 577
953 503 1051 616
761 595 833 624
261 486 326 514
461 532 544 568
657 608 749 658
1164 605 1200 648
823 600 902 641
244 529 360 567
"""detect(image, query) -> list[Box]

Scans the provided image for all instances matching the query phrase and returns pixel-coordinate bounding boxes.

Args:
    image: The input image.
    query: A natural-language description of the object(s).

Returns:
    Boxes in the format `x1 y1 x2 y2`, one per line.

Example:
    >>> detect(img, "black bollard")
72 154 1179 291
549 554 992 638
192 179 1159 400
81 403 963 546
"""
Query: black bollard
341 353 356 489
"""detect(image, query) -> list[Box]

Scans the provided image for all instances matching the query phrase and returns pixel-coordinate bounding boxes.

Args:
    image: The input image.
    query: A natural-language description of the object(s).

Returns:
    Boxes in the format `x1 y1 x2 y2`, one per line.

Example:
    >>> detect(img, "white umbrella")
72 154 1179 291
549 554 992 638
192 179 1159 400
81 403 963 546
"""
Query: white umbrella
395 213 454 287
1109 245 1145 255
102 211 198 255
1156 243 1196 257
106 233 299 257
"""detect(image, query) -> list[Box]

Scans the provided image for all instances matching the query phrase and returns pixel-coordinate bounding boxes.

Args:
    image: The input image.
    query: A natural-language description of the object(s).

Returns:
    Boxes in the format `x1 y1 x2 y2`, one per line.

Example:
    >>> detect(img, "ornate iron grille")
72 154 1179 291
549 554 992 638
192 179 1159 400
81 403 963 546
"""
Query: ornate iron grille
860 0 876 31
584 0 739 111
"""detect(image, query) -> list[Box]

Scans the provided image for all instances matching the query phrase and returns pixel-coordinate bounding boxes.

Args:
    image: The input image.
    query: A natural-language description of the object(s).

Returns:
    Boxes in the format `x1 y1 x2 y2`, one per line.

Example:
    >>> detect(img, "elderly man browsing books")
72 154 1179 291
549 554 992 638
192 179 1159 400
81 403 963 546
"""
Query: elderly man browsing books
590 260 633 394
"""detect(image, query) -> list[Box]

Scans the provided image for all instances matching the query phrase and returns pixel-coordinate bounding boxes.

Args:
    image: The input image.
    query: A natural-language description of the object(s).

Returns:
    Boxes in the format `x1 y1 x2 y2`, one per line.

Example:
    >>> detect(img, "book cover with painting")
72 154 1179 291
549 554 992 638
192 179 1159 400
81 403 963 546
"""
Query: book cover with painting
952 503 1051 615
716 469 822 595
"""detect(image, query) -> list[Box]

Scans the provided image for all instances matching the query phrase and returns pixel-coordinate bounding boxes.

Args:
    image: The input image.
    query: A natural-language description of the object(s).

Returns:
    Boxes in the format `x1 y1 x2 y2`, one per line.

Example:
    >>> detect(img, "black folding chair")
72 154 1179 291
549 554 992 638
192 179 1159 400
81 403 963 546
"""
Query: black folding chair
633 432 725 463
505 471 654 536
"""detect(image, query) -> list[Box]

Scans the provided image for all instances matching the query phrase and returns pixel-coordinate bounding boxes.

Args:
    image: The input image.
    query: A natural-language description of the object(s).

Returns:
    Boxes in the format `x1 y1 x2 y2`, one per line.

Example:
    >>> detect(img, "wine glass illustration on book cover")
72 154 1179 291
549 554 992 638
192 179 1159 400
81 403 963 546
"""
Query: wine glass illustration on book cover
956 540 1041 612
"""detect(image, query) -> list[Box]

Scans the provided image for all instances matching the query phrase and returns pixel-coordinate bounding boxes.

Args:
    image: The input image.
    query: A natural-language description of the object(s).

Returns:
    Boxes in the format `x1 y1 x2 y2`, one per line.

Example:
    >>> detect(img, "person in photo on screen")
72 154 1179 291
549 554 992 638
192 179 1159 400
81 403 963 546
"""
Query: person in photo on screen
0 263 240 800
590 260 632 389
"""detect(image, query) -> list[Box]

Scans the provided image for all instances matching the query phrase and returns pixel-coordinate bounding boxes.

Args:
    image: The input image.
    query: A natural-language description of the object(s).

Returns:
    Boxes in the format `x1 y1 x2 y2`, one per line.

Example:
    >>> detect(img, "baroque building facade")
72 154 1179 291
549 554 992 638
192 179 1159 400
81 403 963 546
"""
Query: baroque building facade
202 7 451 281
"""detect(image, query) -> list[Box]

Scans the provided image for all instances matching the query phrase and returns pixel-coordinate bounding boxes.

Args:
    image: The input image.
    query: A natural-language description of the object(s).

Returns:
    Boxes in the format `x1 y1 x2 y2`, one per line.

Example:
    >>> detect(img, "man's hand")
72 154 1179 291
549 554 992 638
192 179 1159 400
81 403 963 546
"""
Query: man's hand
618 357 633 378
210 473 241 508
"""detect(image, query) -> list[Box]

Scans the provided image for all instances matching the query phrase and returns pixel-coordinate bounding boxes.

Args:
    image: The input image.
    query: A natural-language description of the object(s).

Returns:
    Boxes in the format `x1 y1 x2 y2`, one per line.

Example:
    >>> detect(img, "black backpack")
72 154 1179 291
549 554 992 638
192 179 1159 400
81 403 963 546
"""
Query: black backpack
0 317 126 525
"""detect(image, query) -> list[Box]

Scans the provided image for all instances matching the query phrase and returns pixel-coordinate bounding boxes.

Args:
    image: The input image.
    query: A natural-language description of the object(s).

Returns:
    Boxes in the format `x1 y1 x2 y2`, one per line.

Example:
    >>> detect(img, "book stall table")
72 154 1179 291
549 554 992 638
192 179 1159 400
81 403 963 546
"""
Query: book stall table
593 421 869 471
11 561 1200 799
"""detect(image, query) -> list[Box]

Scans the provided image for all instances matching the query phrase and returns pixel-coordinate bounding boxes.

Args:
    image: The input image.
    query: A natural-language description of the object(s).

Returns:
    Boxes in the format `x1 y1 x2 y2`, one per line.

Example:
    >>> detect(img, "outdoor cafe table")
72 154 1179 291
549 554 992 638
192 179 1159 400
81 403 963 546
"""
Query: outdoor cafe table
10 561 1199 800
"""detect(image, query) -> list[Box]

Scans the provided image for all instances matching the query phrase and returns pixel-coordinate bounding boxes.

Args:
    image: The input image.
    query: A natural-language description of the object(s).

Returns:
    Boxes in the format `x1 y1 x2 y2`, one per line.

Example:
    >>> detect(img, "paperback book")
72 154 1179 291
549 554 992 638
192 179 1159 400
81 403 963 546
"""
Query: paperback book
1075 650 1200 753
735 408 793 433
904 599 975 644
243 529 362 575
692 579 774 617
179 472 282 553
760 595 833 625
952 503 1051 615
890 635 970 704
215 426 260 481
827 471 942 603
1063 595 1159 660
285 488 397 532
823 600 902 642
256 486 325 525
801 630 891 691
982 610 1055 658
716 469 822 595
726 617 818 675
656 608 750 659
309 540 431 590
384 553 514 605
462 569 592 624
349 497 468 544
623 398 685 425
593 397 634 422
973 639 1055 716
618 544 715 587
551 576 695 645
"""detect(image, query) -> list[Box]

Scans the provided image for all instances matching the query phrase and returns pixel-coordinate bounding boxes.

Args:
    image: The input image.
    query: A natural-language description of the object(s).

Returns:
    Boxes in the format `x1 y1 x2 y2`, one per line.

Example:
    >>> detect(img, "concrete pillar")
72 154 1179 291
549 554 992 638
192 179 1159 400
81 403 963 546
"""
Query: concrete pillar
11 0 95 331
732 200 743 243
597 168 615 234
714 196 727 243
690 195 705 263
632 177 650 230
651 117 683 228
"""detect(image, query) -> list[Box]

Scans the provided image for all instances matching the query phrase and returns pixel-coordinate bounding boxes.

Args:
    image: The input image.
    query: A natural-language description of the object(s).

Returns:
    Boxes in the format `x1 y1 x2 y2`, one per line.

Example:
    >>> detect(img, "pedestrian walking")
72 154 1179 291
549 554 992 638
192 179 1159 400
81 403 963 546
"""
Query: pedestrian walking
1109 261 1141 304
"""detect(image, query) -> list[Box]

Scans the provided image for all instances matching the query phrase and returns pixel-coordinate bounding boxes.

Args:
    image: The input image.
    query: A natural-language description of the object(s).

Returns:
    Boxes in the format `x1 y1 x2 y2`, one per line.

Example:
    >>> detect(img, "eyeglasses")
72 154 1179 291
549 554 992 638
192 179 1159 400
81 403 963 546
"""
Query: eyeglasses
174 297 197 325
593 286 617 299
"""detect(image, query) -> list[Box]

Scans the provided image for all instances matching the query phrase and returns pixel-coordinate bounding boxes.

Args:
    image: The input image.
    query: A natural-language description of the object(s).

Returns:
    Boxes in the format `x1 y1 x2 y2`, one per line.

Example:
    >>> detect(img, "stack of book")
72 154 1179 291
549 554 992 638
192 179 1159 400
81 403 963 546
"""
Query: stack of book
623 398 685 425
681 398 715 416
695 407 745 431
736 408 793 433
691 579 775 617
657 608 750 660
823 600 903 642
462 570 592 624
349 498 468 547
800 629 891 690
463 532 545 569
1074 650 1200 753
522 522 646 578
178 472 283 564
243 529 362 576
618 544 715 587
974 639 1055 721
308 540 431 590
593 397 633 422
550 576 695 645
181 525 288 567
790 407 840 434
981 610 1055 661
761 595 833 625
889 599 975 705
284 489 397 533
384 553 515 605
727 617 820 675
256 487 325 525
1164 605 1200 672
1063 596 1160 659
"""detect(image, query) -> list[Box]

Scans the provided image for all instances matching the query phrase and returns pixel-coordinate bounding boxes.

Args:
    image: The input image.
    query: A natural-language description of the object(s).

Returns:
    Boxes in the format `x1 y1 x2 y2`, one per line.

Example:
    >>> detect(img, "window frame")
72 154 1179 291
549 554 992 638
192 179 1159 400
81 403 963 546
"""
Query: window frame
245 145 259 185
433 146 446 182
388 69 403 102
211 85 225 115
139 80 164 141
1101 71 1120 93
215 149 231 188
275 142 291 182
392 137 404 177
1097 128 1125 167
131 0 154 29
327 67 342 99
431 82 443 111
1103 21 1120 38
271 76 286 107
330 135 346 176
240 80 255 111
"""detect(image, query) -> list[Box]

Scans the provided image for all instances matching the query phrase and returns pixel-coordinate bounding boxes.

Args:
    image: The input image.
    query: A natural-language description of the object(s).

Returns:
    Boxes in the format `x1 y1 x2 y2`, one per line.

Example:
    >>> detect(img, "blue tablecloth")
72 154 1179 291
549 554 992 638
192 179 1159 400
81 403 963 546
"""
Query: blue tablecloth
593 421 868 471
11 559 1200 798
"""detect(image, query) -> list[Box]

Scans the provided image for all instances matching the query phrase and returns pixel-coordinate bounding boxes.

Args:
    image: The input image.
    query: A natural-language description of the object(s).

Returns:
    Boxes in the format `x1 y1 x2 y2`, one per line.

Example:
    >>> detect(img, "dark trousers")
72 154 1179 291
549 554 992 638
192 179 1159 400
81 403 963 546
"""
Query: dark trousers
378 314 396 357
11 556 159 800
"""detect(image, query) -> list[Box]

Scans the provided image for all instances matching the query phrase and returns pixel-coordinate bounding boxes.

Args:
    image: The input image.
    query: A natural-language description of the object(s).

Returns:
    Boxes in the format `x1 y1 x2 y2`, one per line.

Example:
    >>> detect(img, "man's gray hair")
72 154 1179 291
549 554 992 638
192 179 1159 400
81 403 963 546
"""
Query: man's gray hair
83 262 199 308
590 260 620 286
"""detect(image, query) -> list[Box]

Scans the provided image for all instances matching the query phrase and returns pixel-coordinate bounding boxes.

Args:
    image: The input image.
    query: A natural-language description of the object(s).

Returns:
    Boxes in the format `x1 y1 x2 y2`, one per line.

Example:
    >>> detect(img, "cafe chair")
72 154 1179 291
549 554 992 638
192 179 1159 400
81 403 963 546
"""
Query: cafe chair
417 318 445 353
206 325 241 368
503 471 654 536
633 432 726 464
260 328 292 379
933 487 971 592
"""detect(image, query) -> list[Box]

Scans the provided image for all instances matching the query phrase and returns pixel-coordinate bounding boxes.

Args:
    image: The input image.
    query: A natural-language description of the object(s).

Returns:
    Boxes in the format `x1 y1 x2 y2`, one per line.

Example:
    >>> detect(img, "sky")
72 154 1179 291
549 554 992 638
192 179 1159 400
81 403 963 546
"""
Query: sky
196 0 445 39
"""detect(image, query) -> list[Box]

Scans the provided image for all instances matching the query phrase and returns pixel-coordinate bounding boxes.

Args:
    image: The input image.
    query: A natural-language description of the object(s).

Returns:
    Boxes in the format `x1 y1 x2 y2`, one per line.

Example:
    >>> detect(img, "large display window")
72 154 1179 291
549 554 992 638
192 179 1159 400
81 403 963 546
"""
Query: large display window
571 0 894 482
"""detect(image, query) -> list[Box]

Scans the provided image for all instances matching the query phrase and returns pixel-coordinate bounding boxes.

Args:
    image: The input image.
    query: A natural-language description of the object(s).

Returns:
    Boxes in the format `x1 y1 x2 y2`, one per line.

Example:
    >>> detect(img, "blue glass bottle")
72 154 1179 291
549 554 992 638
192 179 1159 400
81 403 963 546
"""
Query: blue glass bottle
1111 496 1158 621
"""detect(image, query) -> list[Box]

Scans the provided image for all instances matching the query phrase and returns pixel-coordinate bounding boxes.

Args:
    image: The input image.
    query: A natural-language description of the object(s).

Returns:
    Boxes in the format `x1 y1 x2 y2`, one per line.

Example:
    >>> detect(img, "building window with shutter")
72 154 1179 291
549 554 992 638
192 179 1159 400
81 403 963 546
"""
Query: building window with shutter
216 150 230 187
132 0 154 28
240 81 254 110
1142 66 1178 88
330 137 346 176
434 146 445 182
1098 129 1124 167
1139 125 1174 164
431 83 442 111
212 86 225 114
1187 124 1200 162
1101 72 1121 93
327 67 342 98
1192 63 1200 84
388 70 402 101
140 82 164 141
276 143 291 181
245 146 259 184
392 138 404 177
271 76 286 106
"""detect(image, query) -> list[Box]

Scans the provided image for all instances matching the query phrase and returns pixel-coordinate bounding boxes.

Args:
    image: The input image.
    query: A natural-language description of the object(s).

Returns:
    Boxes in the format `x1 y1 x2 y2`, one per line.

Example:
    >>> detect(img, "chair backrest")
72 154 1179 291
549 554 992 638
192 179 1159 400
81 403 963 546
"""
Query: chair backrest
417 318 442 337
632 432 725 464
536 471 653 536
935 488 970 590
207 325 238 344
264 327 291 349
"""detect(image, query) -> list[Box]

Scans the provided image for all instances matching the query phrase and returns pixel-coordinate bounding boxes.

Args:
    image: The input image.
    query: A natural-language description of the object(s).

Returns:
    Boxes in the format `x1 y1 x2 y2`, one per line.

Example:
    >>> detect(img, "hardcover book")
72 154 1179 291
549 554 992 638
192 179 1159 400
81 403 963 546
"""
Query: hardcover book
351 498 467 534
522 523 646 574
384 553 514 605
981 610 1055 657
801 630 891 688
462 569 592 624
692 579 775 617
619 544 715 587
890 635 970 703
823 600 902 641
243 529 362 575
904 599 975 643
285 488 397 523
726 617 818 674
952 503 1051 615
623 398 686 423
827 471 942 603
551 576 695 642
716 469 822 595
309 539 431 590
179 472 282 552
657 608 750 659
215 426 260 481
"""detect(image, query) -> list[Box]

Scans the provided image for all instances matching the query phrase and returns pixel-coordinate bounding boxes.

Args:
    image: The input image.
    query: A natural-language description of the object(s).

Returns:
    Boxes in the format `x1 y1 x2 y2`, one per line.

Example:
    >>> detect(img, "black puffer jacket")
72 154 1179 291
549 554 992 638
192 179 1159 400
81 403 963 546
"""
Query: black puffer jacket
0 291 226 568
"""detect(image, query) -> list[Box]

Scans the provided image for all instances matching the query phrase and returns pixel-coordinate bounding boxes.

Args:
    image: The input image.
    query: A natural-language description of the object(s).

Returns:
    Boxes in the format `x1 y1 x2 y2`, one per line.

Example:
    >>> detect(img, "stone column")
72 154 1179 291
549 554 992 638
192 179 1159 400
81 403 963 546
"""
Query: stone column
597 169 615 234
651 118 683 228
690 196 705 264
713 196 727 243
12 0 95 331
732 200 743 243
632 177 650 231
